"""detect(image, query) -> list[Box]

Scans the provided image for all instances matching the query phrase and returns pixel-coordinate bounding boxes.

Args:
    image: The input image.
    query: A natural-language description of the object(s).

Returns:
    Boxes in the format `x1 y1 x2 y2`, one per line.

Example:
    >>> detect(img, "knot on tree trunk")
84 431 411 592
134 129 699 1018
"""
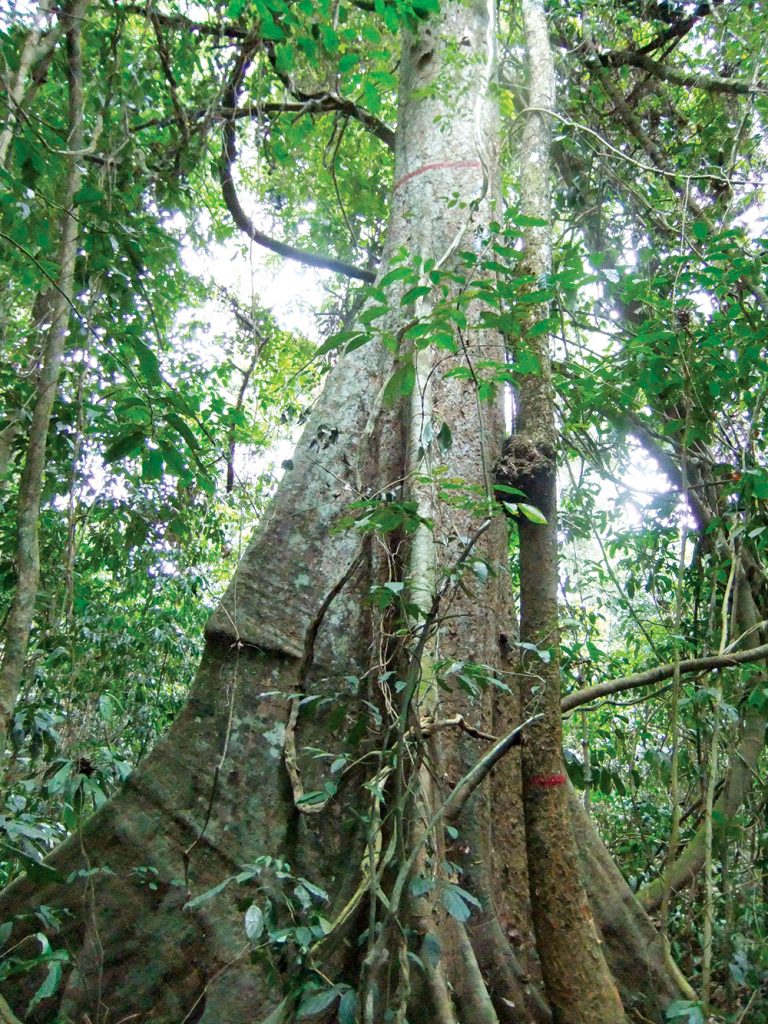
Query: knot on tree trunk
494 435 556 504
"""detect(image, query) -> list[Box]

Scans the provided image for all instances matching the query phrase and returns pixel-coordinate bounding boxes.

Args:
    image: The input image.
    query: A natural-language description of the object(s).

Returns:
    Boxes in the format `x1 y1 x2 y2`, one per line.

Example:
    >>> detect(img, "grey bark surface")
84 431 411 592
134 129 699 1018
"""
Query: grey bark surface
0 4 520 1021
569 785 696 1014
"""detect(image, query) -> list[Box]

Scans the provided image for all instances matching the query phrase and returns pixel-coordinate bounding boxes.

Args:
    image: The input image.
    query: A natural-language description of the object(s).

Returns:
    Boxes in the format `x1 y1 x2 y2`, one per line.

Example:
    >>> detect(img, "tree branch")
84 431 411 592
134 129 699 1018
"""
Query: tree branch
634 0 727 56
595 51 764 96
116 3 251 39
135 99 395 150
561 643 768 714
443 714 543 822
218 48 377 282
219 136 376 282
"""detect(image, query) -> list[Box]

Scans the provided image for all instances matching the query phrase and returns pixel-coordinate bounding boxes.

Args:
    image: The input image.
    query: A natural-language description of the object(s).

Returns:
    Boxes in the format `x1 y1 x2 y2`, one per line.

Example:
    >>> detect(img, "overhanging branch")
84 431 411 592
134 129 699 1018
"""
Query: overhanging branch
135 100 395 150
595 51 764 96
219 141 376 282
117 3 251 39
444 714 543 822
562 642 768 714
218 45 377 283
634 0 727 56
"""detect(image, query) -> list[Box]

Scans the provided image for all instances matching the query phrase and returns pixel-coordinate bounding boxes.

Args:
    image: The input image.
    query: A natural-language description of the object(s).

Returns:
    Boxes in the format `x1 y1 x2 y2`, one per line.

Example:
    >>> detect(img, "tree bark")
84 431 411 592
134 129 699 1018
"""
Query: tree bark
512 3 626 1021
0 5 694 1023
0 1 64 169
0 4 517 1021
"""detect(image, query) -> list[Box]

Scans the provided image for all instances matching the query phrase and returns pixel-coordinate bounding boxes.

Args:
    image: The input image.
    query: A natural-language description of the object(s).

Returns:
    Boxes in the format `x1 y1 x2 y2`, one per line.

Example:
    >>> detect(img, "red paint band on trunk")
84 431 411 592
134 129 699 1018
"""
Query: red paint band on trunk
529 773 567 788
393 159 483 192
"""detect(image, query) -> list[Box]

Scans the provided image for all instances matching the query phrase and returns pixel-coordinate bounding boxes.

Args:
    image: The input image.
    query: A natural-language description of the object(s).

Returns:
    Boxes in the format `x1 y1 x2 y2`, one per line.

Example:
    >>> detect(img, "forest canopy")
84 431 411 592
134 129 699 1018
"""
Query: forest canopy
1 1 768 1023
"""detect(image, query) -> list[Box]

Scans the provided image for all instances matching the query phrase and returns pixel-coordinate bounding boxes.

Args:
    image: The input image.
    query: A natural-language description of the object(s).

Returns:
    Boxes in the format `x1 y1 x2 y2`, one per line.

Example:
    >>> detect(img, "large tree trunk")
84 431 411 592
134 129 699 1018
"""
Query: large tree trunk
0 4 692 1022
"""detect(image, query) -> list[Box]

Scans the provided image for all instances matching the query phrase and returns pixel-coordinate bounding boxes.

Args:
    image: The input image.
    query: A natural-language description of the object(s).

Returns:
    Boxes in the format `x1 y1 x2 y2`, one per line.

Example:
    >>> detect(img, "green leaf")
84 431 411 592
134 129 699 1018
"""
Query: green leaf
338 53 360 73
297 985 343 1018
400 285 431 305
73 185 103 204
141 449 164 481
436 422 452 452
296 790 327 806
422 931 442 966
166 413 200 451
525 317 554 338
440 883 475 922
0 845 64 885
27 960 63 1013
513 214 548 227
103 429 147 463
260 12 285 41
184 876 233 909
383 363 415 406
128 337 163 386
516 288 554 305
409 876 435 897
400 363 416 396
516 350 541 375
98 694 114 723
359 304 390 324
244 903 264 941
495 483 526 497
751 472 768 499
338 990 357 1024
296 878 329 901
380 266 415 286
315 330 369 357
517 502 547 524
665 1001 705 1024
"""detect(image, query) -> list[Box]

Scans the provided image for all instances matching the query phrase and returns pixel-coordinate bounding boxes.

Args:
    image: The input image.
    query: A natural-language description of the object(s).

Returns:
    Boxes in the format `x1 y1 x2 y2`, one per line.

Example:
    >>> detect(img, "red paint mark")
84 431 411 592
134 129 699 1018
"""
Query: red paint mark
393 159 483 192
529 773 567 789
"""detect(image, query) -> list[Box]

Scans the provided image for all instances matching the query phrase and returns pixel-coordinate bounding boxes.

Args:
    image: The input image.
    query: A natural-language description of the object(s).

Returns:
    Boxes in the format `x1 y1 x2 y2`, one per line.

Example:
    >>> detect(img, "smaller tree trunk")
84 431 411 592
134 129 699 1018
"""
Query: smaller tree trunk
512 3 626 1021
0 0 90 752
0 1 64 168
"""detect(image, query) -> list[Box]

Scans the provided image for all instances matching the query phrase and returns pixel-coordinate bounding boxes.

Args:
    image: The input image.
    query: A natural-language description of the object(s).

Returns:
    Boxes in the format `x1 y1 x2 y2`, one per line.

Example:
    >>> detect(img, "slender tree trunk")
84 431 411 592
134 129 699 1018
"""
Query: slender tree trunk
0 0 90 752
0 1 64 169
511 3 625 1021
